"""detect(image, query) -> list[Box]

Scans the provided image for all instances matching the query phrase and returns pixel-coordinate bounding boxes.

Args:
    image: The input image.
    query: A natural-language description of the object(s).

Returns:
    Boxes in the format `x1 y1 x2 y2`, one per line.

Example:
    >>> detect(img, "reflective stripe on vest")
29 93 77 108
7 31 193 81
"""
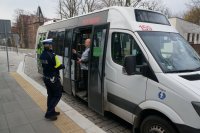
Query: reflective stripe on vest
54 55 61 68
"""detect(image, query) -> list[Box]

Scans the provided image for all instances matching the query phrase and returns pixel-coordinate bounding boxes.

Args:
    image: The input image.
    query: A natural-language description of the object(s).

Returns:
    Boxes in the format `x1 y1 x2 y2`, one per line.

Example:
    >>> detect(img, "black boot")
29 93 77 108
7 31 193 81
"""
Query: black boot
45 115 57 121
54 111 60 116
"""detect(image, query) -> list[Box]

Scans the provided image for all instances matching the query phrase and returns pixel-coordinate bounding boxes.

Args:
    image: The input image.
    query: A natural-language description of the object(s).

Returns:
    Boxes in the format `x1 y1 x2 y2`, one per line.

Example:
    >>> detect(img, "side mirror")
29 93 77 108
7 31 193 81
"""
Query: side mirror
123 55 148 76
123 55 136 75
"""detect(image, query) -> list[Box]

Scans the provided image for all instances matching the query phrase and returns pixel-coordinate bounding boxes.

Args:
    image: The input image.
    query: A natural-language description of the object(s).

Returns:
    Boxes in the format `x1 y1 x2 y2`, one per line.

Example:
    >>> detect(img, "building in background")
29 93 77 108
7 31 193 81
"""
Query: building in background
11 6 49 49
169 17 200 53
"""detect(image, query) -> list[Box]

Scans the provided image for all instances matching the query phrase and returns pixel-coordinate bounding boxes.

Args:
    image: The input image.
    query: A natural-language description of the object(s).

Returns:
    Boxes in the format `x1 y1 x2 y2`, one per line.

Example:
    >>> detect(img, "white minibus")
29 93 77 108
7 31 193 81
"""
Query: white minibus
35 7 200 133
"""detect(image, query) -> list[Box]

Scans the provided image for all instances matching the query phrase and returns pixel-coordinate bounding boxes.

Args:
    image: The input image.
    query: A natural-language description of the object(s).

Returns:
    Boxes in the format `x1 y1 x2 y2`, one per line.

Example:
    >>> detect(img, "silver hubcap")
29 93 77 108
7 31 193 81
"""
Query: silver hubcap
149 125 166 133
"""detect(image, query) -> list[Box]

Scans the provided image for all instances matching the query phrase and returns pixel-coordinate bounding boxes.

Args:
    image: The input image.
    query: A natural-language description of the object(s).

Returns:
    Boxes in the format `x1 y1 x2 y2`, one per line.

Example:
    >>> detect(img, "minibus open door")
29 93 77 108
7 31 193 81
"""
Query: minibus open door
88 23 110 115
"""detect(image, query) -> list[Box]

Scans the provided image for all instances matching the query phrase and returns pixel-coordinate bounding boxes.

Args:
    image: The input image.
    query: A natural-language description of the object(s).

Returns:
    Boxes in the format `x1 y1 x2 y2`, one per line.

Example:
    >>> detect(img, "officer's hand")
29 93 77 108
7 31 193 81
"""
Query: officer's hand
72 49 76 54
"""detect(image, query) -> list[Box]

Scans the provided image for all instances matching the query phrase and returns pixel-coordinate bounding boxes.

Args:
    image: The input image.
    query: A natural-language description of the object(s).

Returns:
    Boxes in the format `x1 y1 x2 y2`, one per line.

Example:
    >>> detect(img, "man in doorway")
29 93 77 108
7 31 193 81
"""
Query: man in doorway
40 38 65 121
72 38 91 96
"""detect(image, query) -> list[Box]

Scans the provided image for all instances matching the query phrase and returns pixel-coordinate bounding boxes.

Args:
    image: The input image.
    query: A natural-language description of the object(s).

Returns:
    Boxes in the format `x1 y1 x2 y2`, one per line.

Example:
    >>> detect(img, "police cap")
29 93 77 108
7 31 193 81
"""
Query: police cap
42 38 53 45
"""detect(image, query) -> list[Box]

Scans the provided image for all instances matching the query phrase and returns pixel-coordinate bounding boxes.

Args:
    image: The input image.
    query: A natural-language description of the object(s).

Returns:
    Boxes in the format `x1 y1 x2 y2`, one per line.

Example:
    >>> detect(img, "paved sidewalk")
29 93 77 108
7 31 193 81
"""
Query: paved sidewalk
0 72 62 133
0 71 86 133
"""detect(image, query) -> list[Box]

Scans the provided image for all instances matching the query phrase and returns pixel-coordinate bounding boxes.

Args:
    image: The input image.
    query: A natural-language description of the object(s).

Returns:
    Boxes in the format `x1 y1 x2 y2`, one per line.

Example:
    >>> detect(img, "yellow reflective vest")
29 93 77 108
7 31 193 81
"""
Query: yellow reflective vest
54 55 61 68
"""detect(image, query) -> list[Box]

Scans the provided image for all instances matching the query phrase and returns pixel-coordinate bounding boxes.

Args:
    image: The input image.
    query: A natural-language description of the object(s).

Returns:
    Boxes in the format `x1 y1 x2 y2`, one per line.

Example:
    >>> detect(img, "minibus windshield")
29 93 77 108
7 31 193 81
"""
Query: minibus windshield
138 32 200 73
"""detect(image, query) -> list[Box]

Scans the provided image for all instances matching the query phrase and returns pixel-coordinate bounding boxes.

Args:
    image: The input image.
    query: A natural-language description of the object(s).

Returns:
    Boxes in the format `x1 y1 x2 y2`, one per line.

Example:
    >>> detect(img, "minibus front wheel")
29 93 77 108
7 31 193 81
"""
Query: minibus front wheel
140 115 177 133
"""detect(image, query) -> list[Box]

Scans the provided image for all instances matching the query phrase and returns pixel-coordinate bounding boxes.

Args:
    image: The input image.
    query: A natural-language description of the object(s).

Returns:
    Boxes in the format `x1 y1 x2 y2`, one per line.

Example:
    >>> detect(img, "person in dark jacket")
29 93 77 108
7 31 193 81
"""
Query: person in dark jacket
40 38 65 121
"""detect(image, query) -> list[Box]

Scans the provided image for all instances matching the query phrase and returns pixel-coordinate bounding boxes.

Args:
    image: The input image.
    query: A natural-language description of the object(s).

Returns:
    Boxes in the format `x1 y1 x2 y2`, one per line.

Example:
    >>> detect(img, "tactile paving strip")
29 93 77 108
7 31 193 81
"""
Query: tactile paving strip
11 72 85 133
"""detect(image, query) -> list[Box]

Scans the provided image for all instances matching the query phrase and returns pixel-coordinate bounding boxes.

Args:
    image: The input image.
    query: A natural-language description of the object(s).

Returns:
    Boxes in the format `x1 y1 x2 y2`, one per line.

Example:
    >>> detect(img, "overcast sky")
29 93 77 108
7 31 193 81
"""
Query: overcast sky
0 0 191 23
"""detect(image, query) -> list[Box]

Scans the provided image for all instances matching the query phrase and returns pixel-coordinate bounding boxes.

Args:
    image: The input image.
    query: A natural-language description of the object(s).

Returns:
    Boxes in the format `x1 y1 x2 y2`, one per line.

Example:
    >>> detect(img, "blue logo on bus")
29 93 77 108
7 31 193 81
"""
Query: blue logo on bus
158 91 166 100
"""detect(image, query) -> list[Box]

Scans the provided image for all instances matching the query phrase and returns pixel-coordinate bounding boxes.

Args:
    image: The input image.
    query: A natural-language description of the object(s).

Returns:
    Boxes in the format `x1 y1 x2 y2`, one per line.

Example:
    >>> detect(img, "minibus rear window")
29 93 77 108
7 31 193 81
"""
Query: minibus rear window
135 9 170 25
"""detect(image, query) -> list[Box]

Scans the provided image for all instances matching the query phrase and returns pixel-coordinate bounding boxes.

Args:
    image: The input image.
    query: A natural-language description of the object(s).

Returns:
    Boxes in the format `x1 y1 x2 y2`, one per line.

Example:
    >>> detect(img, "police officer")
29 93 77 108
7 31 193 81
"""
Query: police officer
40 38 65 121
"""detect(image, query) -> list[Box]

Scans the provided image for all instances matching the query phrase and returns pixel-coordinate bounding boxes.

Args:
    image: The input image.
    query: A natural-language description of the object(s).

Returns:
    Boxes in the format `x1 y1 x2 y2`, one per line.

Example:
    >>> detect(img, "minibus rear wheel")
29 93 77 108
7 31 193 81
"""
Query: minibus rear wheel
140 115 177 133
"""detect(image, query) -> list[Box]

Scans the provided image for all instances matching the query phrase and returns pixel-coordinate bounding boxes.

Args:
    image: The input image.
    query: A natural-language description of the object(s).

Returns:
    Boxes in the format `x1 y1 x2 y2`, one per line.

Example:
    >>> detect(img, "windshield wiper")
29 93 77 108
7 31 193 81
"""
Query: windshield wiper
194 67 200 71
169 67 200 73
195 66 200 70
167 69 196 73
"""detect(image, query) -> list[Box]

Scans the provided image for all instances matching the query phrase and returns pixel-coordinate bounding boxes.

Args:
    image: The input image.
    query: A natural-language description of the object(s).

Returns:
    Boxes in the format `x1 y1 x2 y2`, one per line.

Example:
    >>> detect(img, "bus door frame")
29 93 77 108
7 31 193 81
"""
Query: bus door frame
88 23 110 115
63 28 74 95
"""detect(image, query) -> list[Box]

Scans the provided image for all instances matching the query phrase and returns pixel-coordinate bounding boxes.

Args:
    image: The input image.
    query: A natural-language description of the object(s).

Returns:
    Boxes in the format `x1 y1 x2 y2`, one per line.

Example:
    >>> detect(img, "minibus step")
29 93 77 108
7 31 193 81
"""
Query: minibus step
76 90 88 102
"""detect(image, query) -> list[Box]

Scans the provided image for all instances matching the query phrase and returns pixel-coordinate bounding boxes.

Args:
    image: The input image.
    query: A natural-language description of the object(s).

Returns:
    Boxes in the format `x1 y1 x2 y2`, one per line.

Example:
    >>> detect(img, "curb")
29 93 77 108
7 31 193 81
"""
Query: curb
17 61 106 133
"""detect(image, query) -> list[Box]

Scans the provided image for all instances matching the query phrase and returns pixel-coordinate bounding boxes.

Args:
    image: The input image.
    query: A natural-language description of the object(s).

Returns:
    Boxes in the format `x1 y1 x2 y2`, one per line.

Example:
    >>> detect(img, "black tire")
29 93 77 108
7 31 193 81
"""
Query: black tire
140 115 177 133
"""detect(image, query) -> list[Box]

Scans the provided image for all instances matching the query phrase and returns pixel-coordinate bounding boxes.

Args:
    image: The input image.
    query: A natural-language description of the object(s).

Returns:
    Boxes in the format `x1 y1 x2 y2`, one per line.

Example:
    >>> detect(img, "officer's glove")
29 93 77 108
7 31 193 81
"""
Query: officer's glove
61 64 65 69
56 64 65 70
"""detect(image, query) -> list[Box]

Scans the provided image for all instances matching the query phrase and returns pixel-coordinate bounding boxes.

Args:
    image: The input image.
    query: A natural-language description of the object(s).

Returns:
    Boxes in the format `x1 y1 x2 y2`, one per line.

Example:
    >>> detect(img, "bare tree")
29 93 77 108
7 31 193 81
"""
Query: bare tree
100 0 138 7
59 0 63 19
57 0 142 18
58 0 82 19
184 0 200 25
57 0 171 19
100 0 117 7
187 0 200 8
81 0 102 14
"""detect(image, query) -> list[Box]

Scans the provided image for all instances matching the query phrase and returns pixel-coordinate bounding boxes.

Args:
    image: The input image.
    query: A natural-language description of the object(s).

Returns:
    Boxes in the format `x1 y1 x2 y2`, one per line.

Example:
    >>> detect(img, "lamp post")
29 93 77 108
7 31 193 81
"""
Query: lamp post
3 21 10 72
59 0 62 19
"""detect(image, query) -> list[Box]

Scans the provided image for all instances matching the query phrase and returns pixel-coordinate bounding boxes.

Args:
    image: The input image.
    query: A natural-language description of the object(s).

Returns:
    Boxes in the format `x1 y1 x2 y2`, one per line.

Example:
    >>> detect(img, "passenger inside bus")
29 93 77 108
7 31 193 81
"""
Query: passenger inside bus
72 38 91 95
71 28 92 100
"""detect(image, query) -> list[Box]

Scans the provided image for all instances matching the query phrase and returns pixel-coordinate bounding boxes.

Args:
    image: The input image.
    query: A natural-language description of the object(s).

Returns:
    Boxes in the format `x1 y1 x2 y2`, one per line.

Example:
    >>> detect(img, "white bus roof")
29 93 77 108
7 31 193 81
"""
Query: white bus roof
38 6 177 33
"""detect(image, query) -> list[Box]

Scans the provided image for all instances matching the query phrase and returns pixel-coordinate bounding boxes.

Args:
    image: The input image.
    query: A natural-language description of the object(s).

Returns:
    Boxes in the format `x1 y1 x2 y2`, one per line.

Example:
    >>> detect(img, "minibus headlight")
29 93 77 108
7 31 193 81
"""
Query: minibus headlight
192 102 200 117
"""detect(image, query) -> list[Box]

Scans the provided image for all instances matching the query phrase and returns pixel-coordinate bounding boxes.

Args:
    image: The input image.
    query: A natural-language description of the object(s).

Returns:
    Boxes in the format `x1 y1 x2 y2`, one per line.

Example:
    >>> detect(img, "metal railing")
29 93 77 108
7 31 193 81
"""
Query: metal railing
0 46 18 52
0 45 35 54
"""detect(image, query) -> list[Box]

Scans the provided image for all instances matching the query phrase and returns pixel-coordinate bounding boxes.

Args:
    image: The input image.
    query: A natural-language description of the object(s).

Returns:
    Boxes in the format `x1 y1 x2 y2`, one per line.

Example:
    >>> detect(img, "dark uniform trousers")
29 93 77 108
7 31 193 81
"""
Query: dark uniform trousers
43 77 62 117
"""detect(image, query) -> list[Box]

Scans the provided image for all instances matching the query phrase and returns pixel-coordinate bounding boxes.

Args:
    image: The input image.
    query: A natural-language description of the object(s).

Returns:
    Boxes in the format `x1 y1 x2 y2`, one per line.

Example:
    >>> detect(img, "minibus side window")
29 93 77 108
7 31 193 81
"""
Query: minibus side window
64 30 73 57
111 32 144 66
47 31 60 55
47 31 57 39
56 31 65 56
